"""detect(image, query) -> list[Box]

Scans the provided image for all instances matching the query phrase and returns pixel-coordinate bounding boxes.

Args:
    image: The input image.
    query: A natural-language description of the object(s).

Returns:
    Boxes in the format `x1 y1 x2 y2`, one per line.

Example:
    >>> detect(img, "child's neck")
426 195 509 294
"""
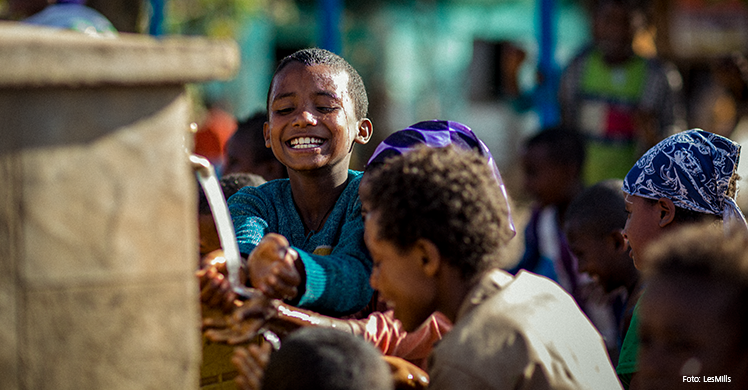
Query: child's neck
436 267 474 325
289 167 351 235
625 273 643 302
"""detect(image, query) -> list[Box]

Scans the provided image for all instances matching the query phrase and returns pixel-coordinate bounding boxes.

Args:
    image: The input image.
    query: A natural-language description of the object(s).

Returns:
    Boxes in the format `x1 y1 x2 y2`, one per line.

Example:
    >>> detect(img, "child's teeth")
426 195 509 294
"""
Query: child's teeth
291 137 323 149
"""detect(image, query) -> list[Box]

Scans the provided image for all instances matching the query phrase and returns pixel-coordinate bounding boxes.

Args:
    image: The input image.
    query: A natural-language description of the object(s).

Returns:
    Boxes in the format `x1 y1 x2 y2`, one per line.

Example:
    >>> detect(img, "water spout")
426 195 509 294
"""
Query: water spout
191 154 258 299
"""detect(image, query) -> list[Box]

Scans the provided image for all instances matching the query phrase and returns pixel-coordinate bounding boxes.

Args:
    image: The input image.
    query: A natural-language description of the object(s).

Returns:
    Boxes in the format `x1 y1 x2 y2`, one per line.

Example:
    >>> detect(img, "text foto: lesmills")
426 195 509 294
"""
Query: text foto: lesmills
683 375 731 383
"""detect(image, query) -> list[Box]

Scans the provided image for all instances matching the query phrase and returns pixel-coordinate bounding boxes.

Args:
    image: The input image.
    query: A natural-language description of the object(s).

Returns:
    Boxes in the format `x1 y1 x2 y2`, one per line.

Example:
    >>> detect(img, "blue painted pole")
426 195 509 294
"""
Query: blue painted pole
537 0 560 128
319 0 342 54
149 0 165 36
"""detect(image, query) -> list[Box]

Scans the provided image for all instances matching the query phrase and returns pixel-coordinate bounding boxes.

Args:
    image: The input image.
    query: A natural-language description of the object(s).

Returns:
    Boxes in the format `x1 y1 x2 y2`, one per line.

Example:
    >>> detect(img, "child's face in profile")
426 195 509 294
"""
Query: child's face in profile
623 194 662 269
637 277 748 389
565 220 625 293
264 62 370 174
360 200 437 333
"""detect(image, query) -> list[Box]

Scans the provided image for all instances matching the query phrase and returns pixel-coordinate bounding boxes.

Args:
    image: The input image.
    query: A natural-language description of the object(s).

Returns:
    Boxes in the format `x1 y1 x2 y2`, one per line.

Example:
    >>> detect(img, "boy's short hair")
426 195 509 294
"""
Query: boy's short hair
565 179 627 236
524 127 587 173
261 327 393 390
363 145 512 280
643 224 748 347
269 48 369 120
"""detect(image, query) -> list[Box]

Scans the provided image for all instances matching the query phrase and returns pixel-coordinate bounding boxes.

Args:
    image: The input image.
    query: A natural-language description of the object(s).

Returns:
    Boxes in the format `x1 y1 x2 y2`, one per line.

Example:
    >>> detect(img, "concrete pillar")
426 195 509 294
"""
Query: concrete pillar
0 23 239 390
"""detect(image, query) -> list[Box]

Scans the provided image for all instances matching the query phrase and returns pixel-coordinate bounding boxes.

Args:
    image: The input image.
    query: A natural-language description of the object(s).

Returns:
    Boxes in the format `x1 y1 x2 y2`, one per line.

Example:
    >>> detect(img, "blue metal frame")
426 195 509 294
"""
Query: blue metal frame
149 0 165 36
537 0 560 128
319 0 342 54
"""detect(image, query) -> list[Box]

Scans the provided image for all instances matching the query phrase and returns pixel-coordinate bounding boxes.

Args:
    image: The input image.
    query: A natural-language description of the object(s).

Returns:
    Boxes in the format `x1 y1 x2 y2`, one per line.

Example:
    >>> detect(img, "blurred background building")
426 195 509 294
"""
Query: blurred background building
2 0 747 199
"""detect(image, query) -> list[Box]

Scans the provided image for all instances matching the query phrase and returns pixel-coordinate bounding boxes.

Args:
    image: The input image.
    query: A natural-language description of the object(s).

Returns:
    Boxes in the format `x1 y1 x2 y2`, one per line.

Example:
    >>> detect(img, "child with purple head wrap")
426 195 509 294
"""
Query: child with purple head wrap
367 120 515 238
617 128 747 389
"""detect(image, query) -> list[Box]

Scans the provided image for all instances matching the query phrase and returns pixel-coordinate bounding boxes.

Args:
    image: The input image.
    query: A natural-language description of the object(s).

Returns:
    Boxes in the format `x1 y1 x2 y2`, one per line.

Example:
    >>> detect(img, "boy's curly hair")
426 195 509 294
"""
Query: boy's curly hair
363 145 512 280
268 48 369 120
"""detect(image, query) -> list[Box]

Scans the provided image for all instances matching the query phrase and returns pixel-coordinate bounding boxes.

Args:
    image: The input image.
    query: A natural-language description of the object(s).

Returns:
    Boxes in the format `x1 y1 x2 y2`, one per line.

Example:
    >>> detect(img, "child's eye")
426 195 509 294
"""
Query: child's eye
317 106 336 114
275 107 294 115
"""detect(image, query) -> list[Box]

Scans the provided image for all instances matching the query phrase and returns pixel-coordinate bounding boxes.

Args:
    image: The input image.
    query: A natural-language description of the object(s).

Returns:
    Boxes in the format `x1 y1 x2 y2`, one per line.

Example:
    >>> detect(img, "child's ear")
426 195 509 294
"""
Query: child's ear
263 121 272 148
414 238 442 278
656 197 676 227
354 118 373 145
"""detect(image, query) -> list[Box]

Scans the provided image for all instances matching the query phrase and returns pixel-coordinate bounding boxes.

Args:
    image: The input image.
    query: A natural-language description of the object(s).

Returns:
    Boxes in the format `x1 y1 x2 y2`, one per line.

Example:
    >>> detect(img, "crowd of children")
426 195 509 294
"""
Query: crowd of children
193 45 748 390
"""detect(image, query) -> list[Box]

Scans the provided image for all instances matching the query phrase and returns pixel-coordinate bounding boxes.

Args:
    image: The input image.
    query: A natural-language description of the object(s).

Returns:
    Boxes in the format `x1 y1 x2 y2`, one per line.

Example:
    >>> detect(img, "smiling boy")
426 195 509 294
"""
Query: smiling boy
564 180 642 351
227 48 374 316
360 145 620 389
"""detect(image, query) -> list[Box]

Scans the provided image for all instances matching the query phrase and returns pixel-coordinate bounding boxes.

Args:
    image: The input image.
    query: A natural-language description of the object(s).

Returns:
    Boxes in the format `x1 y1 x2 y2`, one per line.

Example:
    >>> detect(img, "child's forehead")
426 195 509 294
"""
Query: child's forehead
523 143 558 165
564 218 597 239
272 63 350 95
647 276 740 323
654 273 724 297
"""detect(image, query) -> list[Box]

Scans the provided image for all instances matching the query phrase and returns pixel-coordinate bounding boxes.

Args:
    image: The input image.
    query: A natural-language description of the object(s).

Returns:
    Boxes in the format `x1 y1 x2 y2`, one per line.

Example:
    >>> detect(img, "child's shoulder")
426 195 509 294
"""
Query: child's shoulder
343 170 365 196
348 169 364 184
231 177 291 202
322 170 365 214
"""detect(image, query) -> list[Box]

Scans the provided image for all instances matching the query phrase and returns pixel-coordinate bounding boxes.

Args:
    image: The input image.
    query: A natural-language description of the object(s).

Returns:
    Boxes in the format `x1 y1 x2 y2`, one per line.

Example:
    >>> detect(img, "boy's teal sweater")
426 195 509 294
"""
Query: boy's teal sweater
228 170 373 317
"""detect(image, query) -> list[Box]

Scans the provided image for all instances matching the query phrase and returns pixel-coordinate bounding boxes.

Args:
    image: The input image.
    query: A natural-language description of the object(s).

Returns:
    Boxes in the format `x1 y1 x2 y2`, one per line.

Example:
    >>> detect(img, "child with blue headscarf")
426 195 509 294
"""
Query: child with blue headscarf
617 129 747 388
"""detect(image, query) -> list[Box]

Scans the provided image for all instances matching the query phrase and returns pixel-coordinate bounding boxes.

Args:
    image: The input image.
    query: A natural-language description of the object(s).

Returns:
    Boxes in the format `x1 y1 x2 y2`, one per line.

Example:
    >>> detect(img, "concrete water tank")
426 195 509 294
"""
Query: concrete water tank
0 23 239 389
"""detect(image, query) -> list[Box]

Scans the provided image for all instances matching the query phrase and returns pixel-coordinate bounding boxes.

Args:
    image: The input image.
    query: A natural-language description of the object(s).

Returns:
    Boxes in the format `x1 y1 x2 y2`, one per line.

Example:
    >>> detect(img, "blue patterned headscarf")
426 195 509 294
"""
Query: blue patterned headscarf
367 120 516 237
623 129 747 232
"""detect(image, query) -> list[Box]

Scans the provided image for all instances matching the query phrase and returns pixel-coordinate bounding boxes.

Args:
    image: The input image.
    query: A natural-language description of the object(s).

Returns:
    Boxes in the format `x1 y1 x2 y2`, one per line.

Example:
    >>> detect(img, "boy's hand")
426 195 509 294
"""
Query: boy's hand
200 249 228 274
204 295 277 345
232 342 272 390
197 266 239 313
248 233 301 301
383 356 430 390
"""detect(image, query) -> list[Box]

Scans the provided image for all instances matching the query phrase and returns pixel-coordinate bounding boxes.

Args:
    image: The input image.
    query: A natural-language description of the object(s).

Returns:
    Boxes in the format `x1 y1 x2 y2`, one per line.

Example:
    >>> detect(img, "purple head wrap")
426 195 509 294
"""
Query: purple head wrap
623 129 747 234
367 120 516 238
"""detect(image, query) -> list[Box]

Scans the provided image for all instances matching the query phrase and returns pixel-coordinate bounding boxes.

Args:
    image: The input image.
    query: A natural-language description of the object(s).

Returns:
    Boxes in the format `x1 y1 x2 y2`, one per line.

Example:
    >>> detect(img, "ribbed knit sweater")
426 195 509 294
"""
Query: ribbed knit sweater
228 170 373 317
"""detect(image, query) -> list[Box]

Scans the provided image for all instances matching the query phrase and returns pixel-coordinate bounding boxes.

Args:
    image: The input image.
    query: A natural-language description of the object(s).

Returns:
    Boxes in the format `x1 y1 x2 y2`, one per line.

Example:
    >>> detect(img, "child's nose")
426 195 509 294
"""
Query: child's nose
293 110 317 127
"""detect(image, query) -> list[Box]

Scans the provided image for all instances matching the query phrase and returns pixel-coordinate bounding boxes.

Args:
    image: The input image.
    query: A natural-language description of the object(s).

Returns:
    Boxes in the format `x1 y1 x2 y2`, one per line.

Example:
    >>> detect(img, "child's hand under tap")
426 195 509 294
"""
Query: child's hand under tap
232 342 272 390
197 264 240 313
248 233 302 301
